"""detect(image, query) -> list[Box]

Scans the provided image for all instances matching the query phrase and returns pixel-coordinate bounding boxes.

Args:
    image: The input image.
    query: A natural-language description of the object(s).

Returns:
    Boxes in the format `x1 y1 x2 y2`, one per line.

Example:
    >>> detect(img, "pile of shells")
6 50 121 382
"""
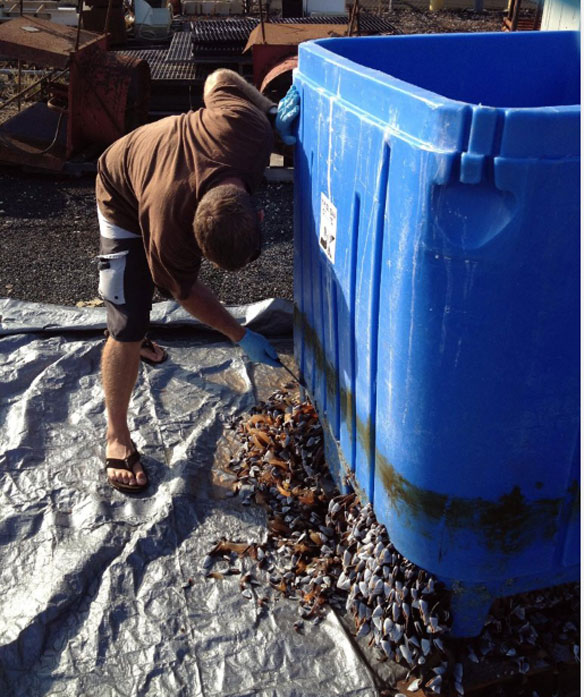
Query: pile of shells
202 389 580 697
466 582 580 677
204 389 457 694
332 498 456 695
218 390 342 620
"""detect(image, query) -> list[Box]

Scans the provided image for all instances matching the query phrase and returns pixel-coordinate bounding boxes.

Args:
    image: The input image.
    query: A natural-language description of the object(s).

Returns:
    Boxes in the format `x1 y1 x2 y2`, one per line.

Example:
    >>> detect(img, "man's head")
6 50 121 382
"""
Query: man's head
194 183 261 271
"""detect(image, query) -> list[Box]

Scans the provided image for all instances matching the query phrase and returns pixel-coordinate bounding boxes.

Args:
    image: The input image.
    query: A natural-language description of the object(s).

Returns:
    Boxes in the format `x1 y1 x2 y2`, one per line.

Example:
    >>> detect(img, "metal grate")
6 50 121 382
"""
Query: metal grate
190 17 260 43
117 12 398 82
273 14 399 33
115 48 201 80
274 14 349 22
189 14 397 55
166 31 194 63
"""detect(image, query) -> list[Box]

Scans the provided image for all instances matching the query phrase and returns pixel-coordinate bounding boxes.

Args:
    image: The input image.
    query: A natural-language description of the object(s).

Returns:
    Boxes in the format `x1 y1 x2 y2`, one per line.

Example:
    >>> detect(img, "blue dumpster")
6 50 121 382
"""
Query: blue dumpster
293 31 580 637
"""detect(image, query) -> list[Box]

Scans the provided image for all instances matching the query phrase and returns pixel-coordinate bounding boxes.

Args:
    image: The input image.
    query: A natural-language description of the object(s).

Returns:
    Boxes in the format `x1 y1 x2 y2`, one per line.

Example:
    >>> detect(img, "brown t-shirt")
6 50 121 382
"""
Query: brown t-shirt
96 79 273 300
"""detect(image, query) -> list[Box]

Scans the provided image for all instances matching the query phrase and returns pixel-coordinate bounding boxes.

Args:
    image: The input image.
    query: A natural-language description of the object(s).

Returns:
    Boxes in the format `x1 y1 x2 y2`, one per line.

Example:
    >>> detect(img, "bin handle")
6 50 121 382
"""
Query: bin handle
460 106 498 185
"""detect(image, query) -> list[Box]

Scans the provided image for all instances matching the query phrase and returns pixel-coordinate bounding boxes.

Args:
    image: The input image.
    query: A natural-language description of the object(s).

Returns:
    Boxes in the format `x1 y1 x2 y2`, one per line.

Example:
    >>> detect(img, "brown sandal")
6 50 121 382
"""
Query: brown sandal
105 443 148 494
140 336 168 366
104 330 168 366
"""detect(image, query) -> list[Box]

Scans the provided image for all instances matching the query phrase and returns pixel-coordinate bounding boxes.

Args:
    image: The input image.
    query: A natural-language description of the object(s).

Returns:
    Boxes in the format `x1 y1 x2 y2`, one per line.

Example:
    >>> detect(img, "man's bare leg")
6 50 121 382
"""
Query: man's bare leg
102 336 148 488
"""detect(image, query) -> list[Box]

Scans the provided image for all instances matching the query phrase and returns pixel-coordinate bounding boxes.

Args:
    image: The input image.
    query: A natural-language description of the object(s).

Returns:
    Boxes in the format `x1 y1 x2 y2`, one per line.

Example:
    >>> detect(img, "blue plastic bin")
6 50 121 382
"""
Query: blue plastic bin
293 31 580 637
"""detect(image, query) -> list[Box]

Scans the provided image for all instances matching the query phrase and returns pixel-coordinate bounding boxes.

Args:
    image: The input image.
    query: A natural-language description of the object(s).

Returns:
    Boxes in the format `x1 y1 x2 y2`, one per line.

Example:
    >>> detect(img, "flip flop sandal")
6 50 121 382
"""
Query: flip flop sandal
103 330 168 367
105 444 149 494
140 336 169 367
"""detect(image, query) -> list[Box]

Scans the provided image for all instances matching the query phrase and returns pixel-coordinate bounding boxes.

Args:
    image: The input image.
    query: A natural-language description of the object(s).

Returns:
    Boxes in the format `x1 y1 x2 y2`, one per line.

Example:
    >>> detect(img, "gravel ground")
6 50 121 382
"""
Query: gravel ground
0 7 507 308
0 171 294 307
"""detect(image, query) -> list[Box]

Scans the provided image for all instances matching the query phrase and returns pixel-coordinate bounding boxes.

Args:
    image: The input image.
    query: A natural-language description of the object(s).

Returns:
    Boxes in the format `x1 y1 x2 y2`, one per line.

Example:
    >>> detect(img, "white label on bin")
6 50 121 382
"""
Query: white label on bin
319 193 337 264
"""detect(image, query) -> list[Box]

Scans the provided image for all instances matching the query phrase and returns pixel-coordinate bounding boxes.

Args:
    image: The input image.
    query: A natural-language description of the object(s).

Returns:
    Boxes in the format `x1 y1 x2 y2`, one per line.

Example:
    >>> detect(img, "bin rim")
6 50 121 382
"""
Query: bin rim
301 31 581 113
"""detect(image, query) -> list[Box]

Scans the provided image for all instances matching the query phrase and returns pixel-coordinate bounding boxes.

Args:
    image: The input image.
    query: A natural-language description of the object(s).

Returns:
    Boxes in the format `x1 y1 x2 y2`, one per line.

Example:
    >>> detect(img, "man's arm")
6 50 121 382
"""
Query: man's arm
180 279 245 342
204 69 300 146
179 280 281 367
203 68 275 115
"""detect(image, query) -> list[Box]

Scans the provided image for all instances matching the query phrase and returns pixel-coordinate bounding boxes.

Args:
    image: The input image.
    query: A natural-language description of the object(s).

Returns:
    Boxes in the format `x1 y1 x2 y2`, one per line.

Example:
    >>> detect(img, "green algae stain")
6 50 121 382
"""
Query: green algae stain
339 385 354 439
376 450 449 523
295 307 369 441
294 306 332 398
376 452 563 556
294 306 571 557
568 478 580 508
356 414 374 459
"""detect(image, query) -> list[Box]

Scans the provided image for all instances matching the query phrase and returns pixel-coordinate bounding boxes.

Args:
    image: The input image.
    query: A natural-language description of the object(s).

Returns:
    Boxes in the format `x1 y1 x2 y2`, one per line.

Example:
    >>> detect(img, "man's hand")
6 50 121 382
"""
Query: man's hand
275 84 300 145
237 329 280 367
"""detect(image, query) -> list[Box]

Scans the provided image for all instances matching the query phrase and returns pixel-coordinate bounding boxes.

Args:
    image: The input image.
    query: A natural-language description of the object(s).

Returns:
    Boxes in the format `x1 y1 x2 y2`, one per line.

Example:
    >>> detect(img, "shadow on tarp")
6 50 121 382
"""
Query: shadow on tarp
0 298 382 697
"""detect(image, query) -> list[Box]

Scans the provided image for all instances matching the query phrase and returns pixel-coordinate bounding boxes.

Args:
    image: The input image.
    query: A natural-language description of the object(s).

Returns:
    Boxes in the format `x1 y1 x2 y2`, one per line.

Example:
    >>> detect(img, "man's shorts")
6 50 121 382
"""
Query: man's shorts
97 208 154 342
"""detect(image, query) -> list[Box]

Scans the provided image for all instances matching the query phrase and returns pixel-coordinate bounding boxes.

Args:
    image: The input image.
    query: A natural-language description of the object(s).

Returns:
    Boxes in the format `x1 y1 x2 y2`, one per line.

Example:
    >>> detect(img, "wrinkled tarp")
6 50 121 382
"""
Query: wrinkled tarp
0 299 382 697
0 298 295 337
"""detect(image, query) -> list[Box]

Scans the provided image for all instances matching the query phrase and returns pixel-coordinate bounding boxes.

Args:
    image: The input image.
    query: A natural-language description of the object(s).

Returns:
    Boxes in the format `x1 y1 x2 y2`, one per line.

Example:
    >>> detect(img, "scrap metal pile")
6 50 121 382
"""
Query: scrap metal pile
202 390 580 696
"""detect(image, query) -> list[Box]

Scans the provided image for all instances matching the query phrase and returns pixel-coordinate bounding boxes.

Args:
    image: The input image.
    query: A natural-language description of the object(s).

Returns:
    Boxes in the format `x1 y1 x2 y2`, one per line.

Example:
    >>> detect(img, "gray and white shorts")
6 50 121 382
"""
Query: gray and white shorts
97 208 155 342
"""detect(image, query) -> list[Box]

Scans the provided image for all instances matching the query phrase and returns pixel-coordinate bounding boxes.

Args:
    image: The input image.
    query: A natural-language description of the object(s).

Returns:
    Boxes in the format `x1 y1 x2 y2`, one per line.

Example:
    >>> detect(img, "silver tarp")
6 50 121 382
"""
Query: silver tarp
0 299 383 697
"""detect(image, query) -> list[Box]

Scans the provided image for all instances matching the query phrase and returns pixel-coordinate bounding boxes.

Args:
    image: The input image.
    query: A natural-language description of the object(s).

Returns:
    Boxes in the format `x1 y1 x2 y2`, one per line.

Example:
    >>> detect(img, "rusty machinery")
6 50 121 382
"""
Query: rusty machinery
239 10 396 163
243 8 397 102
244 23 346 103
0 17 150 172
503 0 543 31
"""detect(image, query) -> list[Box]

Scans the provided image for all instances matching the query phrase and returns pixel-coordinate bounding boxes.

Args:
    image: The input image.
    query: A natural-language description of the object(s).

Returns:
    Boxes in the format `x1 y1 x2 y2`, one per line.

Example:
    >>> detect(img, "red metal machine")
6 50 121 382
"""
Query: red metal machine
0 17 150 171
244 23 347 101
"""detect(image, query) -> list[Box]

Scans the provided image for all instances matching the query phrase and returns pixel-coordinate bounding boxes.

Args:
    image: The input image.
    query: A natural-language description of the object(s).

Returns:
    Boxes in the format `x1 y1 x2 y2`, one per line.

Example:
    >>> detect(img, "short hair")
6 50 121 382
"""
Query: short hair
194 184 261 271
